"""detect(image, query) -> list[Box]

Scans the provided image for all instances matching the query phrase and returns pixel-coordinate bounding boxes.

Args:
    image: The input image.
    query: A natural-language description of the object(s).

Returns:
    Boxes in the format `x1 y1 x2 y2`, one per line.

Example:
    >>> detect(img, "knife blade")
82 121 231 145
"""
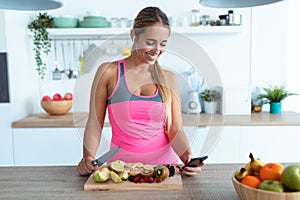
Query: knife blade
91 146 120 166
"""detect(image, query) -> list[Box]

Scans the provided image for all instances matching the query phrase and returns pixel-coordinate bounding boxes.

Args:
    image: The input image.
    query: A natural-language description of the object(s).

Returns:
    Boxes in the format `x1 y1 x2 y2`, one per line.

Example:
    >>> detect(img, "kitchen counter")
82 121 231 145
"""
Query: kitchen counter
0 164 240 200
11 111 300 128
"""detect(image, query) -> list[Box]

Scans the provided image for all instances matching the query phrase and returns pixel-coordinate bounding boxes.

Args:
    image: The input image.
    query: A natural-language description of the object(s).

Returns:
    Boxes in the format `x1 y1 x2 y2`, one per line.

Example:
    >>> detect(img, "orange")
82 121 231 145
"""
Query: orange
260 163 284 181
241 175 262 188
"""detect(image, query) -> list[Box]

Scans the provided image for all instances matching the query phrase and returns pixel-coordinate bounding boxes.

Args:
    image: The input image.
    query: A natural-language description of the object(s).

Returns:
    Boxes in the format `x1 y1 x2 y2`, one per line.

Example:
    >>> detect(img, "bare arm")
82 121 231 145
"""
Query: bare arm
165 70 203 176
77 62 111 175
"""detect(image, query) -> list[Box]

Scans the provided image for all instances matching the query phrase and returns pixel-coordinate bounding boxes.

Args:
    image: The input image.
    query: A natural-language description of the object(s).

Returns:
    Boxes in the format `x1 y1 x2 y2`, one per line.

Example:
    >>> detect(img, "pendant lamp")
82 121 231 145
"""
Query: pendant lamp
0 0 63 11
199 0 285 8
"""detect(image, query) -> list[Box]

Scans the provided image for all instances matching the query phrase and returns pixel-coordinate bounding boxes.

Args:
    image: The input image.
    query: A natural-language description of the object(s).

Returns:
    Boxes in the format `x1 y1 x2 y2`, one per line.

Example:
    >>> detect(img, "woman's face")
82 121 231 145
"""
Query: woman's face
134 23 170 64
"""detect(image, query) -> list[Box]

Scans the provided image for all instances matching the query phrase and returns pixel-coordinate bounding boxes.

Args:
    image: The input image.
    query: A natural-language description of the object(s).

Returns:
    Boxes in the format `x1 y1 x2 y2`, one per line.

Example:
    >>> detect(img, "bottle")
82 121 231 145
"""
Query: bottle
228 10 234 25
79 45 86 76
191 9 200 26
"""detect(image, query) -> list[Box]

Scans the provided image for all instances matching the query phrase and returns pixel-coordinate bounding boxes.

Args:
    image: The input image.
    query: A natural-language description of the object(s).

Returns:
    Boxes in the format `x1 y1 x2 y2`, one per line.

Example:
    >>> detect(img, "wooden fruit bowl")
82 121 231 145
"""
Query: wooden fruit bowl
41 100 72 115
232 174 300 200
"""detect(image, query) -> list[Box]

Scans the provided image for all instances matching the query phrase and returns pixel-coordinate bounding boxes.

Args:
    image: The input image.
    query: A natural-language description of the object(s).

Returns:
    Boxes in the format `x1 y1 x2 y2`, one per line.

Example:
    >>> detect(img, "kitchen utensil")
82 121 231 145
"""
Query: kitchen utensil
91 146 120 166
52 41 61 80
71 42 79 79
61 42 70 78
79 43 86 75
66 42 73 79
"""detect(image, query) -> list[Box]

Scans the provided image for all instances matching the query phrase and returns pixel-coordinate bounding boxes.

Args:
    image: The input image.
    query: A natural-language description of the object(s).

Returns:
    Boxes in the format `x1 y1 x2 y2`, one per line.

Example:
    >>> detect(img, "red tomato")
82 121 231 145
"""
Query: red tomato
52 93 62 101
42 95 51 101
64 92 73 100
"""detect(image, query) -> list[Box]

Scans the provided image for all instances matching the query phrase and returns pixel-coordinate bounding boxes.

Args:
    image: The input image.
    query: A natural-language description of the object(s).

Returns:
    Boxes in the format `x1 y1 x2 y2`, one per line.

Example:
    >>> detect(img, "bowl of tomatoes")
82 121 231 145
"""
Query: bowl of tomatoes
41 93 73 115
232 153 300 200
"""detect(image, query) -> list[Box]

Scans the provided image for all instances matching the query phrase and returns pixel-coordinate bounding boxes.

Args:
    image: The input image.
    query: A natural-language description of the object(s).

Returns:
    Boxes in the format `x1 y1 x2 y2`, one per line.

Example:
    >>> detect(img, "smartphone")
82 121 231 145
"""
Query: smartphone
182 156 208 169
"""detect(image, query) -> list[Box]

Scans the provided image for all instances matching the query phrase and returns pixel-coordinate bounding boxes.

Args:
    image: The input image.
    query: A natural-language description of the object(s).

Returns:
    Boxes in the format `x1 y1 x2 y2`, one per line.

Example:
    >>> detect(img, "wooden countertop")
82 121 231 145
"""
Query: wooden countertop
11 111 300 128
0 164 240 200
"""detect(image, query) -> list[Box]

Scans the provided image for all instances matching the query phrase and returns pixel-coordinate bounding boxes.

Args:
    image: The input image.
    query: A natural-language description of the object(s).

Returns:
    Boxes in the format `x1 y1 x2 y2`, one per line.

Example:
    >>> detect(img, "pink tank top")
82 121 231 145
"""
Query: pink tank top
106 59 178 164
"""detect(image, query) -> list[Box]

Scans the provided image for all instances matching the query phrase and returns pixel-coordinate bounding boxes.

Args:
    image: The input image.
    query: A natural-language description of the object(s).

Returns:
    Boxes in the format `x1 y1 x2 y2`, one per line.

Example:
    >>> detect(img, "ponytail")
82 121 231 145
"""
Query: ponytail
150 61 172 134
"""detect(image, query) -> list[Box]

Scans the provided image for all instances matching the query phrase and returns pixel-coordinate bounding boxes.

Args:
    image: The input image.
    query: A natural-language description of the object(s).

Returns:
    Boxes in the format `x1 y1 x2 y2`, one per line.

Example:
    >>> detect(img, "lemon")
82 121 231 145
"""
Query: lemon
110 171 122 183
93 170 110 183
110 161 125 173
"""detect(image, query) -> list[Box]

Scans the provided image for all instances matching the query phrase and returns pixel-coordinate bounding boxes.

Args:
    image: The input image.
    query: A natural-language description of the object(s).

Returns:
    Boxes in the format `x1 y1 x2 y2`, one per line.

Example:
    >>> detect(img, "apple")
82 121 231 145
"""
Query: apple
41 95 51 101
52 93 62 101
64 92 73 100
282 164 300 191
258 180 284 192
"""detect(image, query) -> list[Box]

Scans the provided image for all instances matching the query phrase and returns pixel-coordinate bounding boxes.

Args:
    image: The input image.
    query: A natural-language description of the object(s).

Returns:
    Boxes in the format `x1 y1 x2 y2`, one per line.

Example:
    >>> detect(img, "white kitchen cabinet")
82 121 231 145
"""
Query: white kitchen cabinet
240 126 300 163
183 126 239 164
12 127 112 166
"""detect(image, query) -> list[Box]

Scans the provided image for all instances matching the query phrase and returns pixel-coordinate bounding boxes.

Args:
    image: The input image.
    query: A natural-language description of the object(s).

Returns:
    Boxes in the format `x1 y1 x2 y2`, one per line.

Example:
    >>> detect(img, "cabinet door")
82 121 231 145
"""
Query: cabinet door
13 128 83 166
207 126 242 163
241 126 300 163
184 126 230 163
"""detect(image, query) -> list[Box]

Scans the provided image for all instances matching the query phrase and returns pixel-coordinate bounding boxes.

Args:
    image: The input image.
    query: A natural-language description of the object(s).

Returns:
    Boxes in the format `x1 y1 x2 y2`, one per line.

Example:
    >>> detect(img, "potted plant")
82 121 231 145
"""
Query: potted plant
255 83 297 114
200 89 219 114
28 12 53 79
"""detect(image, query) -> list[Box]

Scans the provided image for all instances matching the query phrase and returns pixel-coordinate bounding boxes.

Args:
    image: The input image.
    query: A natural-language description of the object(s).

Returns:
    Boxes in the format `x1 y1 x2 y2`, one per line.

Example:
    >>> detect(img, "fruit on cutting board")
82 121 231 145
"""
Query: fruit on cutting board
92 160 176 184
93 169 110 183
234 153 300 193
110 171 122 183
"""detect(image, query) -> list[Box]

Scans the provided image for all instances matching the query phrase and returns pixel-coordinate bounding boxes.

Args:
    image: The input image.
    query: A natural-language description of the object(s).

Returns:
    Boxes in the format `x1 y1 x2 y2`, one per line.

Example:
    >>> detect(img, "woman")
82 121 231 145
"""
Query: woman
77 6 203 176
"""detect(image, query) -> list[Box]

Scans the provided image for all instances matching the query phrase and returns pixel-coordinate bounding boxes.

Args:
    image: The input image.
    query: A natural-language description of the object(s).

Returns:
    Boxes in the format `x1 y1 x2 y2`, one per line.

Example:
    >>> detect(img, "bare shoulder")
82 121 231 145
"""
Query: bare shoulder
162 69 178 85
94 61 118 79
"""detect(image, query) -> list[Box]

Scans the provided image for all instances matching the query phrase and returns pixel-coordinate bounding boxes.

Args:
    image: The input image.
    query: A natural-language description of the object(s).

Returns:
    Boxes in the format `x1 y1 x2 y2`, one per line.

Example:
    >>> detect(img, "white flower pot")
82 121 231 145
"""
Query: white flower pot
204 101 218 114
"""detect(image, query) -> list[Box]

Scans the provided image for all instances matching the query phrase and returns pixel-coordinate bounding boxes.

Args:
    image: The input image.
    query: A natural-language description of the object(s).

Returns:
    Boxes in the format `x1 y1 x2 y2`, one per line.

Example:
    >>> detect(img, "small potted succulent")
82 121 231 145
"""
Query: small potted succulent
255 83 297 114
200 89 220 114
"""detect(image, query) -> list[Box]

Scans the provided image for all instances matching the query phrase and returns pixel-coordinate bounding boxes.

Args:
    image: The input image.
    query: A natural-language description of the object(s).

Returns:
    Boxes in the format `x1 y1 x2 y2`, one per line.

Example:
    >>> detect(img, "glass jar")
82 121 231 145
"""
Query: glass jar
120 18 128 28
201 15 210 26
191 9 200 26
110 18 120 28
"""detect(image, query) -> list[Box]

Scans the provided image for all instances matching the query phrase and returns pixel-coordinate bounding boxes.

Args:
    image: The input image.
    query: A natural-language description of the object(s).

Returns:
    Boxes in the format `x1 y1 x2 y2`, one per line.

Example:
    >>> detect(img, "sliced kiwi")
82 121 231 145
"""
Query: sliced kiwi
154 165 164 179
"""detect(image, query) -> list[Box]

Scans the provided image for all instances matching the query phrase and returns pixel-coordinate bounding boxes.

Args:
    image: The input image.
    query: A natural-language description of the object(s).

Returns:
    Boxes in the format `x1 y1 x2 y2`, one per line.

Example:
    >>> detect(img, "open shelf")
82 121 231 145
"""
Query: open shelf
27 26 242 40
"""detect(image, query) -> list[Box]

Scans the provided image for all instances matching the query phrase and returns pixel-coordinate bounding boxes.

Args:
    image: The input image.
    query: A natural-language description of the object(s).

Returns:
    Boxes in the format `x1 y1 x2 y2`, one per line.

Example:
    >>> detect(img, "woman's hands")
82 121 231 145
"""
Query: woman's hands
76 156 96 176
181 155 204 176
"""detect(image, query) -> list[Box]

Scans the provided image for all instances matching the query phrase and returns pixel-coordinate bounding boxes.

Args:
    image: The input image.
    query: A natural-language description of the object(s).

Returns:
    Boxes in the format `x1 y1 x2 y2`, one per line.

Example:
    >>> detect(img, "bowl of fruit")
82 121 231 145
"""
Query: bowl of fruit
41 92 73 115
232 153 300 200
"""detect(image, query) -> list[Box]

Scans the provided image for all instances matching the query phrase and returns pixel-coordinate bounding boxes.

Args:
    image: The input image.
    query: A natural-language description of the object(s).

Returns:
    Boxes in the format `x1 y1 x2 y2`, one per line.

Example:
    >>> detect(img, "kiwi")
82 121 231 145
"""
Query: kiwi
140 169 154 177
154 165 164 179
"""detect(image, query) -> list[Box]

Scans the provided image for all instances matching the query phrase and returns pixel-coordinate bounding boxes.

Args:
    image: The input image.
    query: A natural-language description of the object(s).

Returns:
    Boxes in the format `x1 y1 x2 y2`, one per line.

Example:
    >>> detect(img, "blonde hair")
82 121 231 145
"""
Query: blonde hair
133 7 172 133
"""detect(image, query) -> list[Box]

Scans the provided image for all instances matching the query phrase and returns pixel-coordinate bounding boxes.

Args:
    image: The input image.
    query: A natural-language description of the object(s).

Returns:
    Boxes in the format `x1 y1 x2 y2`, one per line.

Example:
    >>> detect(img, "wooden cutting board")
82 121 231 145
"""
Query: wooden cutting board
84 169 183 191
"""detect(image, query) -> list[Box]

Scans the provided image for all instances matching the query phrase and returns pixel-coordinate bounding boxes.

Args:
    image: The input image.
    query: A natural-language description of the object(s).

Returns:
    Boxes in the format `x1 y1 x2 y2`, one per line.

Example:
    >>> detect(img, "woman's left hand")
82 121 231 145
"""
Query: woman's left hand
181 163 204 176
181 155 204 176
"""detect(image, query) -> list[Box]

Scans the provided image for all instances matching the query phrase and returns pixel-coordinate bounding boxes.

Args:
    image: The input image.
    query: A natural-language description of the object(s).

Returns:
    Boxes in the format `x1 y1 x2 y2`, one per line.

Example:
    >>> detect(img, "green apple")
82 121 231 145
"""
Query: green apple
258 180 284 192
282 164 300 191
93 170 110 183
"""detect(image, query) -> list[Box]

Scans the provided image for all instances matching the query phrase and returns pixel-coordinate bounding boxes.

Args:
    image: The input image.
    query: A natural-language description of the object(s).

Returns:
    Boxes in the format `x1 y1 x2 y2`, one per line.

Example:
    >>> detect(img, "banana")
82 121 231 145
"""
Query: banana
249 152 264 172
244 162 253 175
234 167 248 181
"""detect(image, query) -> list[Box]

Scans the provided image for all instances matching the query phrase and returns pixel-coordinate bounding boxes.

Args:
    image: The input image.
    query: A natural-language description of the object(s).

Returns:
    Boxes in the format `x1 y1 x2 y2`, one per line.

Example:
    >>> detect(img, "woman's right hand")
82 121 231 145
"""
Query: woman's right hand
76 156 96 176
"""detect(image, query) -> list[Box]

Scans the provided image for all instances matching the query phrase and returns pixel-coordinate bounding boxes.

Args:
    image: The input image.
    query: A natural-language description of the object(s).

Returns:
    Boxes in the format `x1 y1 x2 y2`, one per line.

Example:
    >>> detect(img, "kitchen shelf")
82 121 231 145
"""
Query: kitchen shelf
27 26 242 40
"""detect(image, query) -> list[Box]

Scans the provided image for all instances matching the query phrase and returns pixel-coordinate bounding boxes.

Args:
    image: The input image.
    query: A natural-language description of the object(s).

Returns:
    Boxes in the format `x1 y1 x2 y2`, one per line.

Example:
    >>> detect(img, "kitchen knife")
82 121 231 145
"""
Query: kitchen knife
91 146 120 167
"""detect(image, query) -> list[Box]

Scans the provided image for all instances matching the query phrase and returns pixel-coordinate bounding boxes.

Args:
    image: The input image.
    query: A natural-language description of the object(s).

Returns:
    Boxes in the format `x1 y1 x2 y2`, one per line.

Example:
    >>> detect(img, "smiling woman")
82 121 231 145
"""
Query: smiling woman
77 6 203 177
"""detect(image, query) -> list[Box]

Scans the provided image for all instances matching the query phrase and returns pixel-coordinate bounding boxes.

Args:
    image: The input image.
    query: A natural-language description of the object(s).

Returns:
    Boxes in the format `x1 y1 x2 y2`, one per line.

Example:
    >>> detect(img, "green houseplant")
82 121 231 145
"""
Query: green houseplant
200 89 219 114
255 83 297 114
28 12 53 79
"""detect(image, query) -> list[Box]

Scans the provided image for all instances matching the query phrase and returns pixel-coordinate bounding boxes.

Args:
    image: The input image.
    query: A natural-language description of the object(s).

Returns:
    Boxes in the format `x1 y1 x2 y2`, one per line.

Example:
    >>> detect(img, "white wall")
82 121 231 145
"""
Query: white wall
0 10 14 165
